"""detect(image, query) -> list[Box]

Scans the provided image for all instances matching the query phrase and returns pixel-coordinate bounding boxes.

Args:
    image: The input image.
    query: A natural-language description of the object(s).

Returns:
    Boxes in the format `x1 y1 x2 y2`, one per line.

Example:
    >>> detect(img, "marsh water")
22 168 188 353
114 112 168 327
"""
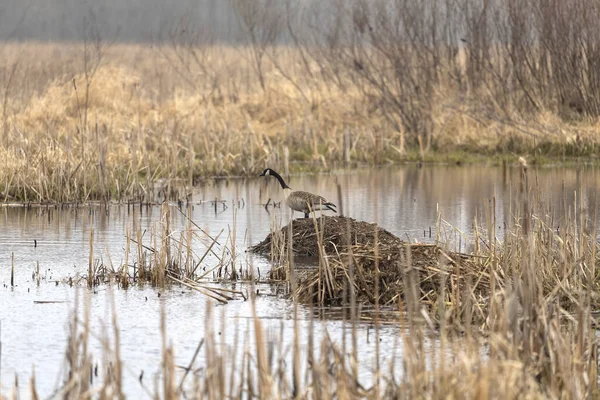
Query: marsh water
1 164 600 396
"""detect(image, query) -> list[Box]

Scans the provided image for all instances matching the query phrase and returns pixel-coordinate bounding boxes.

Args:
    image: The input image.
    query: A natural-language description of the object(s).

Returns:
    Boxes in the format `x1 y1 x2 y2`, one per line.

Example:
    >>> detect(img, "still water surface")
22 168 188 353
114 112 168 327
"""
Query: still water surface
1 165 599 396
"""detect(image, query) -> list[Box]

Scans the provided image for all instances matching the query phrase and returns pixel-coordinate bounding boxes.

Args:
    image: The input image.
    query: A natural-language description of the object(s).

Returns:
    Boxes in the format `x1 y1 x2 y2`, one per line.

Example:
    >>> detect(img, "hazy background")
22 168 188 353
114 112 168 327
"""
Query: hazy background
0 0 245 42
0 0 346 44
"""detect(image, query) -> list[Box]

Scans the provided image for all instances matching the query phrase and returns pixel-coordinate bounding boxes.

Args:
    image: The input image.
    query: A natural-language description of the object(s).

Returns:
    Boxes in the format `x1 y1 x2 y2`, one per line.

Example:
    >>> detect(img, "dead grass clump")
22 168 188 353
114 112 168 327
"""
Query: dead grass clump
67 203 247 303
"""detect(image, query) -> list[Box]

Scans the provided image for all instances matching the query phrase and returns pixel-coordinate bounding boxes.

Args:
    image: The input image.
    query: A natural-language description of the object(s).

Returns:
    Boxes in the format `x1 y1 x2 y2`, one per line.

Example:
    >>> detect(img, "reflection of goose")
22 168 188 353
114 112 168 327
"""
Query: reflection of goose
260 168 337 218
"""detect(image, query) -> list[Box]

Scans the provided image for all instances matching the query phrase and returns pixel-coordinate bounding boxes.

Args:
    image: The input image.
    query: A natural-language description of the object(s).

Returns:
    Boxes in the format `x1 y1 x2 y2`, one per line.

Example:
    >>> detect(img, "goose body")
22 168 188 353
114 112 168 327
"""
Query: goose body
260 168 337 218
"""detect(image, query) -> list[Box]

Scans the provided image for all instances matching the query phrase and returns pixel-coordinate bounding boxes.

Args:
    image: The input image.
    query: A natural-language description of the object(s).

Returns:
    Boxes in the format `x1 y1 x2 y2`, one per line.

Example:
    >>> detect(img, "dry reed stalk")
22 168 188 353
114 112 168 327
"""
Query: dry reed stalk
160 303 176 400
250 293 272 399
87 225 93 288
108 284 124 399
10 252 13 287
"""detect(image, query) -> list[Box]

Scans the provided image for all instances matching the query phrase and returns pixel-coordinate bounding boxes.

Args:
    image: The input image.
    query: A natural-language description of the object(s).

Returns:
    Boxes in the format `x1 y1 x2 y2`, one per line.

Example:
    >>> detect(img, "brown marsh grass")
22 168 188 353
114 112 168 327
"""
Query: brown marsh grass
0 42 383 203
3 170 600 398
70 203 253 303
1 38 600 203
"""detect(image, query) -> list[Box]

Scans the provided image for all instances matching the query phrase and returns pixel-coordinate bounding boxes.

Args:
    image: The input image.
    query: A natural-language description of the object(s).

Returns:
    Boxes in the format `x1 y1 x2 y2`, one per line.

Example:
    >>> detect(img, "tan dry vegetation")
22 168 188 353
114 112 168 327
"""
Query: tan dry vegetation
0 42 387 202
1 38 599 202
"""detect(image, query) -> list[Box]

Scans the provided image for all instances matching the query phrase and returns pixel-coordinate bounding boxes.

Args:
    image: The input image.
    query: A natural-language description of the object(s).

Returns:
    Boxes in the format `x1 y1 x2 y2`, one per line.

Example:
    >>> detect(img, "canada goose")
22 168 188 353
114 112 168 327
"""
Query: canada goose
260 168 337 218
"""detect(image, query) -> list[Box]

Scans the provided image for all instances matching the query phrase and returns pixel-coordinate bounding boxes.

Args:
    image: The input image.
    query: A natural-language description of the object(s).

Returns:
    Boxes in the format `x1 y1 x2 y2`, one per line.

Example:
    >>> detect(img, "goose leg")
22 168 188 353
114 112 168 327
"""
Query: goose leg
304 212 309 218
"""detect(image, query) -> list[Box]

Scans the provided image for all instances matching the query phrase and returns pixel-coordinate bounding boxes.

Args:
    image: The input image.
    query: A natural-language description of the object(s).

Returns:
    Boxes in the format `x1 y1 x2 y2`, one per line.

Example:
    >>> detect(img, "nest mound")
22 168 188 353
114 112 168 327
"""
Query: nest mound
250 216 401 257
250 216 484 307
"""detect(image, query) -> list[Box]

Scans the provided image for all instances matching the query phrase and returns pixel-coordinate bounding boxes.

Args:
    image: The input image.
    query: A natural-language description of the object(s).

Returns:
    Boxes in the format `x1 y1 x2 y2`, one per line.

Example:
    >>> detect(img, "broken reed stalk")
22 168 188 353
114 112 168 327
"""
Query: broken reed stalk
158 202 171 287
251 289 271 399
310 211 328 304
176 338 204 395
346 220 359 385
185 205 193 277
228 208 238 280
371 171 381 397
289 210 301 398
286 212 294 286
88 225 93 288
160 302 176 399
69 203 247 304
109 284 124 400
167 274 236 304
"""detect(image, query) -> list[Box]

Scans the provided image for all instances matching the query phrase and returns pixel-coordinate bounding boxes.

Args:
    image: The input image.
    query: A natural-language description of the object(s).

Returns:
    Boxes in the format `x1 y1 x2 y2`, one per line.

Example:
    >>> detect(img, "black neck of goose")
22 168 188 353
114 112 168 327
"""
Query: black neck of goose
270 170 290 189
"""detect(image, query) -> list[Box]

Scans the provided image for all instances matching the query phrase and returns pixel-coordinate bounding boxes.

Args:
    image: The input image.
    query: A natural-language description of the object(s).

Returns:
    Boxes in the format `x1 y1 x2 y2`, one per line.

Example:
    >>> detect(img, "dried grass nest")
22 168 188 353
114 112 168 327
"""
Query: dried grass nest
250 216 484 307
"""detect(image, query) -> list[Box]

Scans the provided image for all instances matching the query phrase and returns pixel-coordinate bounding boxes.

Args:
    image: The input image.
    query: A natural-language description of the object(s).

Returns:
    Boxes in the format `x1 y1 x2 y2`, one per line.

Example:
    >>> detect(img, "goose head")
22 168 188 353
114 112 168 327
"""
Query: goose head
259 168 273 177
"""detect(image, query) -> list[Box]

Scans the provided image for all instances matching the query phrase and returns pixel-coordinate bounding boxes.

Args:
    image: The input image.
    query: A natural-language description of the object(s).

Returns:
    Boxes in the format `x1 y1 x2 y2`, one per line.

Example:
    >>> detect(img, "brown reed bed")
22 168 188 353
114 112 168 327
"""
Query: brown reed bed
5 182 600 399
68 203 250 303
1 40 600 203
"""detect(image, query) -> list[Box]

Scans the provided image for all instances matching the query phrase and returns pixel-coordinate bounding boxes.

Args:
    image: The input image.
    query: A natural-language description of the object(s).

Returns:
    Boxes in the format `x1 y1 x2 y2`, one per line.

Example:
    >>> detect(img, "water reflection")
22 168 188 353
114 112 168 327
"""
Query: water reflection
1 164 600 396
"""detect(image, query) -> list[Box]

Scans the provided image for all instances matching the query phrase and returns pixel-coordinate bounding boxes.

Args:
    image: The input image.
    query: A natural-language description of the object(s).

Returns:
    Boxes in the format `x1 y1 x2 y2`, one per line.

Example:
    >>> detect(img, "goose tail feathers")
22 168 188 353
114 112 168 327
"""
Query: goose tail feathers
324 202 337 213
